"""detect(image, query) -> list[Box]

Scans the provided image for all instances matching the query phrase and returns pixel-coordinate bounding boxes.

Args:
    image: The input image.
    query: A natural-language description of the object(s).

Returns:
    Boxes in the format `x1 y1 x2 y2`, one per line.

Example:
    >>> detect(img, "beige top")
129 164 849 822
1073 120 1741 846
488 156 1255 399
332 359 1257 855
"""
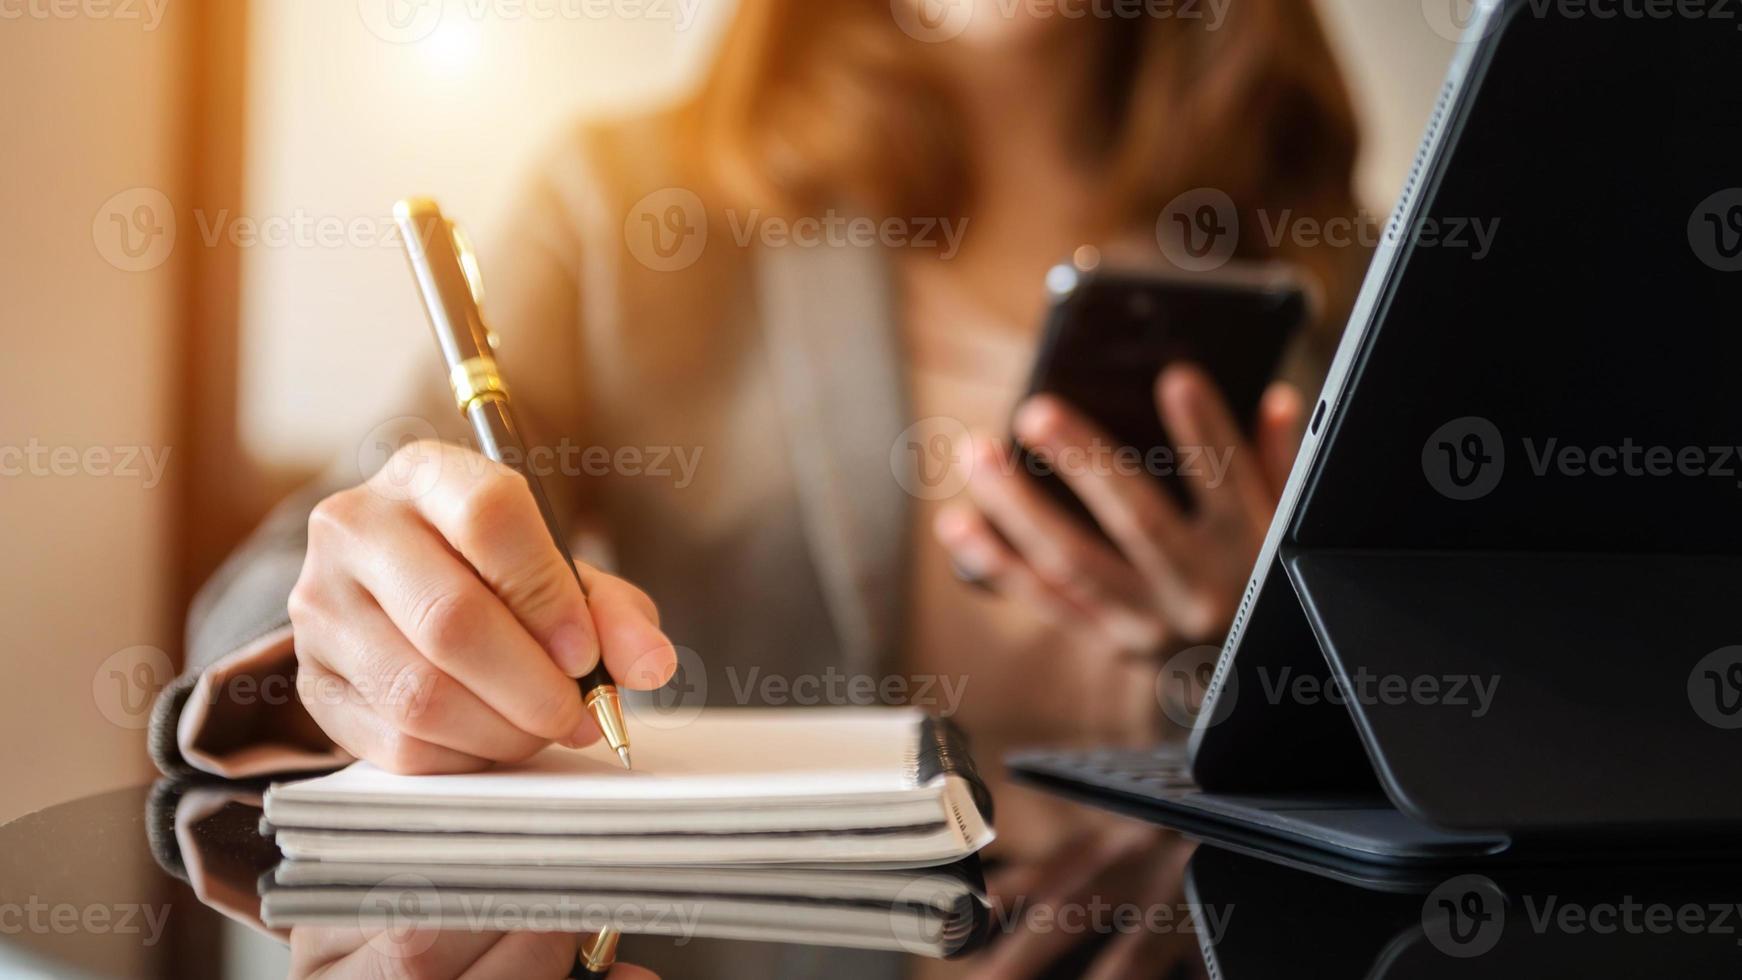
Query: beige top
897 257 1163 860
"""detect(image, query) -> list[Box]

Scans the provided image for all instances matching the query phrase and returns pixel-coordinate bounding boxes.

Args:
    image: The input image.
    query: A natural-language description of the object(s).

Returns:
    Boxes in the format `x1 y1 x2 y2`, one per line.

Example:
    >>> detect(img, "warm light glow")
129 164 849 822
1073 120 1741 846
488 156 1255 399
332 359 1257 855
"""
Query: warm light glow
425 18 481 73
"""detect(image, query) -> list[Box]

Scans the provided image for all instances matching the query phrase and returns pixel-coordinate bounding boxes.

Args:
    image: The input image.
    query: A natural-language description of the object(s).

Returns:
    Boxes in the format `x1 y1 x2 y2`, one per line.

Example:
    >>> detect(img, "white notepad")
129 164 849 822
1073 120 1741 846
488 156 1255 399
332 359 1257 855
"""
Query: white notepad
264 708 995 868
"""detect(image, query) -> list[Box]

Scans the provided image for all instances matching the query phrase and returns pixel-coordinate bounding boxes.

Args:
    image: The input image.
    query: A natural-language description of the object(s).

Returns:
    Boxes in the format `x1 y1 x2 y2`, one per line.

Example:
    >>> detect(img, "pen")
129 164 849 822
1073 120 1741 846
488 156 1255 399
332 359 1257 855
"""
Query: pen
570 927 621 979
392 197 633 770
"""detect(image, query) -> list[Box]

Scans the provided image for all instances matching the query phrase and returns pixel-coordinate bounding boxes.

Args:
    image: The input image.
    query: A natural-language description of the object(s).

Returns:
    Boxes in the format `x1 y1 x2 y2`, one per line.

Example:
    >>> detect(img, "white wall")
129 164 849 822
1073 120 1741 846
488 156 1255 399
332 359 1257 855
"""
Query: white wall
0 9 184 820
237 0 728 466
1319 0 1463 207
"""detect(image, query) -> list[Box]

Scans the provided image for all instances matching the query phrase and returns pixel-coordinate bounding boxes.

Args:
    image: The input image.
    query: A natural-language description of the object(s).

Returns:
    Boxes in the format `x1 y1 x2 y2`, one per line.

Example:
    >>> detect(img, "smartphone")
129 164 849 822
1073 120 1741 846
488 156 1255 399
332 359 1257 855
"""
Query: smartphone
1015 260 1312 529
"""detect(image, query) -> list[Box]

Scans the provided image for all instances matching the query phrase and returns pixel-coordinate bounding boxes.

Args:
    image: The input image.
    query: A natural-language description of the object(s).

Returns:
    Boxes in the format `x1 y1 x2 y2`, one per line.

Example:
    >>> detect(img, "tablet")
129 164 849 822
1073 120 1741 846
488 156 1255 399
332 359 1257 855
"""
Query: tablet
1011 0 1742 861
1189 0 1742 832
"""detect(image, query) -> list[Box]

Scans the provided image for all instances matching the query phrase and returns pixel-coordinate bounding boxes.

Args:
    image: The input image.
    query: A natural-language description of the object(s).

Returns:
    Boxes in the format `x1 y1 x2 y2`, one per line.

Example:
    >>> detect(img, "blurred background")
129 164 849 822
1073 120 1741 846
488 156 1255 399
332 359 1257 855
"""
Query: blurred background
0 0 1458 825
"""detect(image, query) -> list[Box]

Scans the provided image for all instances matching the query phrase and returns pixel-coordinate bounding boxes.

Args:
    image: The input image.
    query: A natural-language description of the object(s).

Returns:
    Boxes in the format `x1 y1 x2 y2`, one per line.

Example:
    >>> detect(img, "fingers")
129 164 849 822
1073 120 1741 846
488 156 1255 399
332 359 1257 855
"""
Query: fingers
578 564 677 690
292 586 551 762
1255 381 1306 496
933 502 1084 629
1012 396 1189 585
295 661 492 775
962 436 1151 615
1154 366 1272 526
458 931 578 980
295 927 501 980
387 442 601 679
306 491 589 745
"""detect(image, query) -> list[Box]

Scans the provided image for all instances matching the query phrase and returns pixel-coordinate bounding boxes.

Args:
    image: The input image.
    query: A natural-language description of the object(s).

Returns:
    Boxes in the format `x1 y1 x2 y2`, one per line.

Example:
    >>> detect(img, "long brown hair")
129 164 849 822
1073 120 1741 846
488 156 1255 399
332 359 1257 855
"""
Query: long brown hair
692 1 1366 341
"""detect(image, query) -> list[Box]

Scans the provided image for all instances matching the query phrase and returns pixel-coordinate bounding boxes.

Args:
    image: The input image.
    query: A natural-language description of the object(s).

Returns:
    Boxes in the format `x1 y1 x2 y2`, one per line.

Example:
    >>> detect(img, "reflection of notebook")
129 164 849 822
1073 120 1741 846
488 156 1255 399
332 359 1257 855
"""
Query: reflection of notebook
260 859 992 958
264 709 994 868
259 859 996 960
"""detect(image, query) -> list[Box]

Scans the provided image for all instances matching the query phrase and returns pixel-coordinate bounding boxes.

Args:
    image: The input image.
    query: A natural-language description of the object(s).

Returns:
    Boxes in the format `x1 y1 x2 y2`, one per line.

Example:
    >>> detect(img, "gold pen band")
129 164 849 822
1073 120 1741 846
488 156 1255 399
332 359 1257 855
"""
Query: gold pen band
584 686 631 755
579 926 620 974
449 355 508 414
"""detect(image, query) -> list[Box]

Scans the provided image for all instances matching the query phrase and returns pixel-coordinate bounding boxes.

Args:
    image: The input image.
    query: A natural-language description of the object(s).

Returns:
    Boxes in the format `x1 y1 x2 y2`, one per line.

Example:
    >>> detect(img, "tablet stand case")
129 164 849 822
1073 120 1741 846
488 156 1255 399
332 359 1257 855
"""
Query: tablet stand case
1012 2 1742 862
1190 0 1742 843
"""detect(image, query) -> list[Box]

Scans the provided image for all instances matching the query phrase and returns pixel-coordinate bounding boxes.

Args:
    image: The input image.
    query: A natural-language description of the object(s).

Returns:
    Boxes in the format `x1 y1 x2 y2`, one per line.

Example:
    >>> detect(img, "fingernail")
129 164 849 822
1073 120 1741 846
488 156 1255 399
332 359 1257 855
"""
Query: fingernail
1013 399 1053 443
548 621 599 678
974 437 1005 474
951 560 993 592
951 537 998 580
632 646 678 688
933 506 971 543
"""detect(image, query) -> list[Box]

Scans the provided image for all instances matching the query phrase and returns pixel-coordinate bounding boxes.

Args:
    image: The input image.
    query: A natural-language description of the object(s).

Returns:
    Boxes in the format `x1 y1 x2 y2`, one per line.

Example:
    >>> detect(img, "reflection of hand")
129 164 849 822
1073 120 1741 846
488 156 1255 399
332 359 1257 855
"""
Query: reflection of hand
963 826 1199 980
936 366 1302 658
288 927 660 979
290 440 677 773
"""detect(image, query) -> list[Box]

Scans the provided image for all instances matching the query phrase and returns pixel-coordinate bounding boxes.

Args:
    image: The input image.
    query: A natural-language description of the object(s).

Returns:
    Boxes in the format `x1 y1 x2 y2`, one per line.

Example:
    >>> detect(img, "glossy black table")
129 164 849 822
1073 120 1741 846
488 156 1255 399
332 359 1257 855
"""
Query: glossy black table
0 780 1207 979
5 781 1742 978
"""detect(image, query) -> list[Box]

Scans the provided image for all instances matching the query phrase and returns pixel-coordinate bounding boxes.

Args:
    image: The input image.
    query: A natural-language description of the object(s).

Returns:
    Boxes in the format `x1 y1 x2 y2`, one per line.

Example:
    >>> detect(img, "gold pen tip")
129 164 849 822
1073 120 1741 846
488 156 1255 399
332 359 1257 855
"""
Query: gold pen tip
616 746 632 770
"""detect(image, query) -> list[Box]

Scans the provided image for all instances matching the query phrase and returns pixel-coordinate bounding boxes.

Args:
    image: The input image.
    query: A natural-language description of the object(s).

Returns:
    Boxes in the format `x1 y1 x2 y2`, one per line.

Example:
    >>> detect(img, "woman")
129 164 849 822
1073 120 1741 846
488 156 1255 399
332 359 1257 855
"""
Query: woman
151 0 1364 974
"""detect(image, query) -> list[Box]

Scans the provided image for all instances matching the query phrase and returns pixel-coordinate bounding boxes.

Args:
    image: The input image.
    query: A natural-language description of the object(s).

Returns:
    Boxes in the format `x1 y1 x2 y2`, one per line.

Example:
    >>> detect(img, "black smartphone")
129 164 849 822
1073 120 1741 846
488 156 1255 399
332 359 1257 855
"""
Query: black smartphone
1015 261 1312 529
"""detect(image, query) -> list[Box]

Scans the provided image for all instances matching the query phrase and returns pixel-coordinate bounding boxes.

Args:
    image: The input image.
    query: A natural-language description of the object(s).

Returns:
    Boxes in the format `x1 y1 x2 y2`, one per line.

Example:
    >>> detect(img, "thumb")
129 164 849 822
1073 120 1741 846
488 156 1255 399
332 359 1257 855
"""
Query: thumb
1255 382 1305 496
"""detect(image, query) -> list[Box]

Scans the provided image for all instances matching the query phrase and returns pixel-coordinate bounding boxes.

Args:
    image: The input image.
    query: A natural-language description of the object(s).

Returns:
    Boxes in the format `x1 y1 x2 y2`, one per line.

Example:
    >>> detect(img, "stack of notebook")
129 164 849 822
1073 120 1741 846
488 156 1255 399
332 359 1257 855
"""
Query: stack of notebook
259 709 996 957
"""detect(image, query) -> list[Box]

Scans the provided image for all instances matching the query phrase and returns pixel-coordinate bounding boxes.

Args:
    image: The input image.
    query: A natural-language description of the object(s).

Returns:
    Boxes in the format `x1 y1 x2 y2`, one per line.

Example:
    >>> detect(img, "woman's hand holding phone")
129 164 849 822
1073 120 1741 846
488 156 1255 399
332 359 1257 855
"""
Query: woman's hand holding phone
934 365 1304 658
288 440 678 775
